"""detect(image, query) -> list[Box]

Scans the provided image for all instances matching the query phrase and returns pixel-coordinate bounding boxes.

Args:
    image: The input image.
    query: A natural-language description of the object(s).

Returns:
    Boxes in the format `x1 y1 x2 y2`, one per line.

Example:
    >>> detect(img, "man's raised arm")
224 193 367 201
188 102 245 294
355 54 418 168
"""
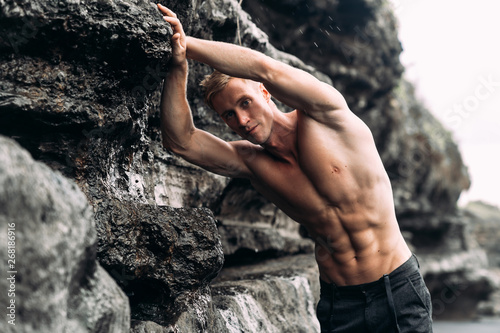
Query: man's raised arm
184 36 350 121
158 4 252 178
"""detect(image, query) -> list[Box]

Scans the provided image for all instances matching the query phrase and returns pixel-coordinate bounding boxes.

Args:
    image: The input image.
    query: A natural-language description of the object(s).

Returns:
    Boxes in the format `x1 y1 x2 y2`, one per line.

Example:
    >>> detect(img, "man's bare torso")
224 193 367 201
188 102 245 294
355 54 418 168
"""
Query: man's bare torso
240 110 411 286
156 3 411 288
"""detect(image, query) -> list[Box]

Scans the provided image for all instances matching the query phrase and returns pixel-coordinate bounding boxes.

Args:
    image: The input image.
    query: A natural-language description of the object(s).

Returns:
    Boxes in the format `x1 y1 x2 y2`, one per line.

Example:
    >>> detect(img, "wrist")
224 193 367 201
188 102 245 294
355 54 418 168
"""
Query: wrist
167 59 188 75
185 36 198 60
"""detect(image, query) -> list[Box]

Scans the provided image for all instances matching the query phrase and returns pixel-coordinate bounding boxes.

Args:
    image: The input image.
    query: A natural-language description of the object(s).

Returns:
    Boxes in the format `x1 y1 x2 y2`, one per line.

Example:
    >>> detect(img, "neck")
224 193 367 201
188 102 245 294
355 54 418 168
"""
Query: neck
261 110 298 162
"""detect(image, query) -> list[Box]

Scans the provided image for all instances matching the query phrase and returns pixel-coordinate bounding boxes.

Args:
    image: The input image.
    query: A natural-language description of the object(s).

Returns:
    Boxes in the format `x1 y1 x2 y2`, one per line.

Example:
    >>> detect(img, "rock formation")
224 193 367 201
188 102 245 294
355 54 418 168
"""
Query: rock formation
1 0 498 331
464 201 500 317
0 136 130 333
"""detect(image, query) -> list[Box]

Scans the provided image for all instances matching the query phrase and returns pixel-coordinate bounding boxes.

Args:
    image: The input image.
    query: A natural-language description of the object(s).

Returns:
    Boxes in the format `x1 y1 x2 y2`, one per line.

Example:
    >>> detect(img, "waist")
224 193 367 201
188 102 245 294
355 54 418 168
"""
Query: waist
320 253 419 296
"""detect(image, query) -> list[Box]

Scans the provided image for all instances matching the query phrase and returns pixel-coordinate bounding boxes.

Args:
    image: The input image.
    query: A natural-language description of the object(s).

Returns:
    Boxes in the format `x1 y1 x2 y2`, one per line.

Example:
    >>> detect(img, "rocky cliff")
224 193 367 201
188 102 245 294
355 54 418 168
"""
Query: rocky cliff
0 0 497 332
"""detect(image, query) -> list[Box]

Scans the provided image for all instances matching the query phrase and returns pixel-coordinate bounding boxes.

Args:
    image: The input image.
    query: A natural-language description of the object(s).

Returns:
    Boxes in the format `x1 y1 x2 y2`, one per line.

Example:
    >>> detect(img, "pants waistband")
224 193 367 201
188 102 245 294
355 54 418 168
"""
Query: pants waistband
320 253 419 296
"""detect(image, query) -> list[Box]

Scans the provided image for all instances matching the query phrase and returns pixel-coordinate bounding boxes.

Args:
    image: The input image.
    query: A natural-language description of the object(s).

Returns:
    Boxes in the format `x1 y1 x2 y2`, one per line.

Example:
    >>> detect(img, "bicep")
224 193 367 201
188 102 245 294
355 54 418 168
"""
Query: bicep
172 129 253 178
258 57 349 116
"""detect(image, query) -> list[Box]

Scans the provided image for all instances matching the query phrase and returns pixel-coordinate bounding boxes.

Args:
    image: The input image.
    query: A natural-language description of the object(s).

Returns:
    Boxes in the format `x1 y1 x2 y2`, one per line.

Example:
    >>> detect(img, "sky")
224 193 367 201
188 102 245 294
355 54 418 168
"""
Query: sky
389 0 500 208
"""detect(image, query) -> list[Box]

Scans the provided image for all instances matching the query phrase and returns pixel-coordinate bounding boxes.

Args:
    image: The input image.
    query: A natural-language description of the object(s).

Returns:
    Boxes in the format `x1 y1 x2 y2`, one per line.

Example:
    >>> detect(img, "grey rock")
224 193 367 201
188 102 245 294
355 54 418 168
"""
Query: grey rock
131 320 177 333
465 201 500 268
0 135 129 333
212 254 321 333
68 264 131 333
421 250 496 320
463 201 500 317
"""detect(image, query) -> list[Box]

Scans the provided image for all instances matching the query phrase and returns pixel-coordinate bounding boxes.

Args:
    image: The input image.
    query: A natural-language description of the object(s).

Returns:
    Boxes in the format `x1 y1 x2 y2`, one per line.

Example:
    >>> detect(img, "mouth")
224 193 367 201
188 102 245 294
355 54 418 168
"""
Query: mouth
246 125 258 135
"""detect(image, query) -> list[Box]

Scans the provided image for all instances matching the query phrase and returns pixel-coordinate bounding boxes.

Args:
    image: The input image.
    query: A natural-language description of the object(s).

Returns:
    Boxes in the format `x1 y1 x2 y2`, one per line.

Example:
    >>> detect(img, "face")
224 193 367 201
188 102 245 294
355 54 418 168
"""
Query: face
212 78 273 145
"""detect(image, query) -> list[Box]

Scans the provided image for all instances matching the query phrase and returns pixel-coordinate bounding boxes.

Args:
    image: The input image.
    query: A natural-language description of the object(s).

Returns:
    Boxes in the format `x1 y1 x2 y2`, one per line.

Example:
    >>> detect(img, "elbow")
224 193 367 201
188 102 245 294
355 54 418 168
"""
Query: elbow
162 139 175 153
162 140 188 157
251 53 276 83
161 131 194 157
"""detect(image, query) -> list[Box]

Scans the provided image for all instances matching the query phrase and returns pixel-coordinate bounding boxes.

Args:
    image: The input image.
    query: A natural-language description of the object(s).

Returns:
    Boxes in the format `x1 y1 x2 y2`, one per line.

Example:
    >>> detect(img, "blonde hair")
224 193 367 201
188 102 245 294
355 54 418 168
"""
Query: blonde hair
200 70 233 110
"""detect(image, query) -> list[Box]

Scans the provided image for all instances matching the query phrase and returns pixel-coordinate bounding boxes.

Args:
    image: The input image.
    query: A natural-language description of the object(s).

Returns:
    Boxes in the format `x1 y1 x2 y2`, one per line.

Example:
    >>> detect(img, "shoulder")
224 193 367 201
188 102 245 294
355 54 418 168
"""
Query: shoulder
231 140 264 159
227 140 266 177
297 107 373 144
298 106 354 129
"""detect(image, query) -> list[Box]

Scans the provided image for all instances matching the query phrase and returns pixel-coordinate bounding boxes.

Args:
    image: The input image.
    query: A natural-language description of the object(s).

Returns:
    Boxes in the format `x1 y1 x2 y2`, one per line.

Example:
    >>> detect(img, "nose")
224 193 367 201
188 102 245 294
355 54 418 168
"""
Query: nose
236 111 250 127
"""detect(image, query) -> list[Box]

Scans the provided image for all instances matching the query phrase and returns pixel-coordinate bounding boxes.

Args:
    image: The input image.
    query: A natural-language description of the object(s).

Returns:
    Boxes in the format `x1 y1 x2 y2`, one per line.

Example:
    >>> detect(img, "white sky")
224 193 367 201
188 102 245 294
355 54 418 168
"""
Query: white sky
390 0 500 208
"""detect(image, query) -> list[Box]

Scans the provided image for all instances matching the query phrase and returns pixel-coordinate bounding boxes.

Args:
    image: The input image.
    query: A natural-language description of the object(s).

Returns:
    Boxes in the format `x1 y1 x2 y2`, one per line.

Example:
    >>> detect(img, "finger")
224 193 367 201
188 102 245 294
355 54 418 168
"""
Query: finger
157 4 171 16
163 16 182 29
157 4 177 18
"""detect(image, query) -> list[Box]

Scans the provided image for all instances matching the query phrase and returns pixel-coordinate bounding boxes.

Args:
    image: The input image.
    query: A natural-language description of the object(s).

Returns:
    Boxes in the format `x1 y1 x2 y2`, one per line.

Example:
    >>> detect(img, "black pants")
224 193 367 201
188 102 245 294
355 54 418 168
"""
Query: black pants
317 254 433 332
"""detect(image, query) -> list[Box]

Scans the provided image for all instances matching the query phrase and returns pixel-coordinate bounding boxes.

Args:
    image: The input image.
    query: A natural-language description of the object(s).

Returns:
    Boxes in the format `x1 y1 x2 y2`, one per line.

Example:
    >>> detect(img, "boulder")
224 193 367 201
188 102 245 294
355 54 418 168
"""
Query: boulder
0 135 129 333
94 199 224 327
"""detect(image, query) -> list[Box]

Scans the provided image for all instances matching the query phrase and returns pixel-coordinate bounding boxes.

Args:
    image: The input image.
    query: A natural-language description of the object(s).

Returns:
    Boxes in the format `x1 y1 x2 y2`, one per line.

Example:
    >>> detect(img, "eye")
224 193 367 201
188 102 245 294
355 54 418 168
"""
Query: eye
224 111 235 120
241 99 250 108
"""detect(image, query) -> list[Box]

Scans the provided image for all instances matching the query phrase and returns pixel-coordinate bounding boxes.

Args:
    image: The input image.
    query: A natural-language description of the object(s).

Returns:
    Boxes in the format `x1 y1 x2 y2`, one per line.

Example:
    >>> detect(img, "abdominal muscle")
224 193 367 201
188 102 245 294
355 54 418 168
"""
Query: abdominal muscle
251 168 412 286
311 220 411 286
258 175 412 287
260 167 412 286
301 183 412 286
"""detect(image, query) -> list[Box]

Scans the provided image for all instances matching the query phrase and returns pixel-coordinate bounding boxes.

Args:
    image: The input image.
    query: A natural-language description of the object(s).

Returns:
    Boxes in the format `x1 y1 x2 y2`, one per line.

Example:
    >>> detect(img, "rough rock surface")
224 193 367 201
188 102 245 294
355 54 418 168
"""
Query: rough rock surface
94 199 224 326
212 254 321 333
1 0 498 331
0 136 130 333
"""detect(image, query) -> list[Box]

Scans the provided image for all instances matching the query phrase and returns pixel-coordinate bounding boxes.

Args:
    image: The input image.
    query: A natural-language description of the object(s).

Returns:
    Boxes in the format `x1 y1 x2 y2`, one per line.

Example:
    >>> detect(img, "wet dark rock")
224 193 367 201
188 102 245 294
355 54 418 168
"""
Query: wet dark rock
94 199 224 326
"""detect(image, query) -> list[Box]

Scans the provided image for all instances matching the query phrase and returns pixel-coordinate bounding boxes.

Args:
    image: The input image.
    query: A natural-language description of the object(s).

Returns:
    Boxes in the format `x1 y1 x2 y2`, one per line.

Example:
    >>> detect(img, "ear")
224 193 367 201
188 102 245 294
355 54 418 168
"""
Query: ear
259 83 271 102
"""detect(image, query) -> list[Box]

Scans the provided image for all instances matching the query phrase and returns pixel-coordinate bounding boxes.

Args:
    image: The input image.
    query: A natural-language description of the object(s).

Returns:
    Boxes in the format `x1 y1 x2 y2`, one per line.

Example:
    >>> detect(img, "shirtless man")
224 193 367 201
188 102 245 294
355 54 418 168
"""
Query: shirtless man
157 4 432 332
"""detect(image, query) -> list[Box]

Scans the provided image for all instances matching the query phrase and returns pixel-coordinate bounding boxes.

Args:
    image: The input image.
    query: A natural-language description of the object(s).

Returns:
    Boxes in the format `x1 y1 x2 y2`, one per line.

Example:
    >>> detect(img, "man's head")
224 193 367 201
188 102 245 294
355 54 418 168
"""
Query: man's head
200 70 233 111
200 70 274 145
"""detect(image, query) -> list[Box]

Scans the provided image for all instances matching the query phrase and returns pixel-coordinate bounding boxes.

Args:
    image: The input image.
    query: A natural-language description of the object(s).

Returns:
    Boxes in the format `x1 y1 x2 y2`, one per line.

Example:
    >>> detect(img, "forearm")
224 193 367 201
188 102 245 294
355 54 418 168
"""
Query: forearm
186 36 269 82
160 61 195 153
